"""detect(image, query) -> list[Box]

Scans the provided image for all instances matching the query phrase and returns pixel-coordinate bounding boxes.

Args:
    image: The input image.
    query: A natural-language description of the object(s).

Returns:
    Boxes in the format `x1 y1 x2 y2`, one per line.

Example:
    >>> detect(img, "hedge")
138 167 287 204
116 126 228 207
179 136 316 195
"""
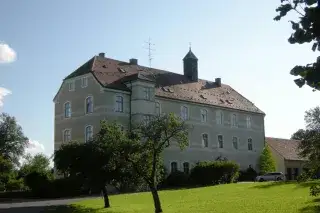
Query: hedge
189 161 239 186
238 167 258 182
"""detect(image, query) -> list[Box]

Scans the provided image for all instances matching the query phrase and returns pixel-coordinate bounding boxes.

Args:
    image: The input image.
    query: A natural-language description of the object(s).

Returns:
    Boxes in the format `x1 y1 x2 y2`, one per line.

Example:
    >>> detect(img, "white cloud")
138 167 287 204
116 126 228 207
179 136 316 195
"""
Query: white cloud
0 43 16 63
26 140 45 156
0 87 11 107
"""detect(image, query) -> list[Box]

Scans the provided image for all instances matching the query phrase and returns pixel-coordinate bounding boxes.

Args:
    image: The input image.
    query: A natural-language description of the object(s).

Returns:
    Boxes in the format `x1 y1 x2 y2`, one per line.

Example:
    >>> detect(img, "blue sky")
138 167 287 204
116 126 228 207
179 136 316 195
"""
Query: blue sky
0 0 319 157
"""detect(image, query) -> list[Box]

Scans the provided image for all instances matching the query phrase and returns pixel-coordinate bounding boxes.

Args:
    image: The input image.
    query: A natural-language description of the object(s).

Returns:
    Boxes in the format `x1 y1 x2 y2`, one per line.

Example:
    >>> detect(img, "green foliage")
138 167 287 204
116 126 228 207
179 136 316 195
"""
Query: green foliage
163 171 190 188
6 178 24 191
24 171 51 195
310 184 320 196
189 161 240 186
274 0 320 90
238 167 258 182
19 153 52 178
259 145 276 175
0 113 28 166
291 129 306 140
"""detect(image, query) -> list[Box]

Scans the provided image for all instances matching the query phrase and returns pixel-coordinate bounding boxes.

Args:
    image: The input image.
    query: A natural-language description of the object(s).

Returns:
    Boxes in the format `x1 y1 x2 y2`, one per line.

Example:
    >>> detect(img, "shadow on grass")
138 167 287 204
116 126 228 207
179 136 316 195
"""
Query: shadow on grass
0 204 124 213
300 198 320 213
252 181 319 189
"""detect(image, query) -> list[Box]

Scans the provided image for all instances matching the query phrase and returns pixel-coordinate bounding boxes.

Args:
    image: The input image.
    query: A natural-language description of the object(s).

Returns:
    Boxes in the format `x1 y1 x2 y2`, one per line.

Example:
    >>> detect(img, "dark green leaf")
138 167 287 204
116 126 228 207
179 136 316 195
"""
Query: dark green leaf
312 42 318 51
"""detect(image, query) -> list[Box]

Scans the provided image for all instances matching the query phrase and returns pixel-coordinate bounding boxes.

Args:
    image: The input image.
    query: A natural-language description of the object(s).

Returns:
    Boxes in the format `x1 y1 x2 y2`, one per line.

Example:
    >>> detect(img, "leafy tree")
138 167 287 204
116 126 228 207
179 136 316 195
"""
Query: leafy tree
0 113 28 165
121 113 189 213
291 129 307 140
274 0 320 90
54 121 140 208
259 145 276 175
0 155 14 190
19 153 52 178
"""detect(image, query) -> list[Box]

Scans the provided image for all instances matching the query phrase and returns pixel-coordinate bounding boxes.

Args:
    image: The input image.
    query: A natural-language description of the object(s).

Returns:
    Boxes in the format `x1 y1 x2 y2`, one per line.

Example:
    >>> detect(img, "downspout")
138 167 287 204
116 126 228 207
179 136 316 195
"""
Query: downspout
129 81 132 132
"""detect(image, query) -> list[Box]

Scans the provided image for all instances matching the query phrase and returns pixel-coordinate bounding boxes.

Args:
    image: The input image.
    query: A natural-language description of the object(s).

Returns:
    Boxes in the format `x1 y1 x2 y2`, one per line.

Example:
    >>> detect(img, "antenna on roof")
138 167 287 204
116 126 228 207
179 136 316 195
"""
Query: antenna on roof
144 37 155 68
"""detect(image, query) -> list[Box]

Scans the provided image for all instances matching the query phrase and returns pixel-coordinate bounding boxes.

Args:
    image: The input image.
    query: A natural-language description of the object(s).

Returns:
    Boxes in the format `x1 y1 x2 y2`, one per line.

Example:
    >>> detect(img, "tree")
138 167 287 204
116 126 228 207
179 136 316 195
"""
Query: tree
121 113 189 213
54 121 139 208
0 155 14 190
274 0 320 90
0 113 28 165
291 129 307 140
19 153 52 179
259 145 276 175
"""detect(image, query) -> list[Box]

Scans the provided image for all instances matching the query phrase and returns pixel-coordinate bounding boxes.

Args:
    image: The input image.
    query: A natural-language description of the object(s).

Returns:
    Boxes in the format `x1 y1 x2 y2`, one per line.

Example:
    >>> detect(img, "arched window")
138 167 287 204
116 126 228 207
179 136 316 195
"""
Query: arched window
202 133 209 148
85 96 93 114
170 162 178 173
232 136 238 149
183 162 190 174
216 111 224 125
63 129 71 142
116 96 123 112
64 102 71 118
231 114 237 127
85 125 93 142
248 138 253 151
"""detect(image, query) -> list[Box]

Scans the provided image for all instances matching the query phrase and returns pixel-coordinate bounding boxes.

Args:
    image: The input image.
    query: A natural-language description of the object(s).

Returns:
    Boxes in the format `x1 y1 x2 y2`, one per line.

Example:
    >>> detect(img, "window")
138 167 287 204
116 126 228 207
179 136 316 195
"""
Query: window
143 87 150 100
63 129 71 142
81 77 88 88
202 133 209 148
216 111 224 125
183 162 190 174
155 102 161 115
143 115 151 125
116 96 123 112
232 137 238 149
200 109 207 122
171 162 178 173
181 106 188 121
246 116 252 128
68 81 75 91
248 138 253 151
231 114 237 127
64 102 71 118
85 96 93 114
85 125 93 142
218 135 224 148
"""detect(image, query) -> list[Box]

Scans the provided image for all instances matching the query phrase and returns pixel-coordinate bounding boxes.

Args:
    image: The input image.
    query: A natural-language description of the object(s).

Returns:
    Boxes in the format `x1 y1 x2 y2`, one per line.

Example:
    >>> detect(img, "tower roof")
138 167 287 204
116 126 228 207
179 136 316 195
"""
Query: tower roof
183 48 198 60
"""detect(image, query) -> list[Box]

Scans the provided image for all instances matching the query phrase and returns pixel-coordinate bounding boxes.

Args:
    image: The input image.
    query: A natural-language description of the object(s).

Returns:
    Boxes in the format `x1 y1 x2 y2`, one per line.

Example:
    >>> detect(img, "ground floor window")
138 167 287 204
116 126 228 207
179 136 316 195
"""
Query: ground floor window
183 162 190 174
171 162 178 173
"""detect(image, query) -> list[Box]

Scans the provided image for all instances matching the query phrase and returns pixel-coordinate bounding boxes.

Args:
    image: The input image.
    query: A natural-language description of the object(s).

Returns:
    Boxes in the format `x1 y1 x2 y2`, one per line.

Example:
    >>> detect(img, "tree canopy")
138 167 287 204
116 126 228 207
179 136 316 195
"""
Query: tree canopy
274 0 320 90
0 113 28 165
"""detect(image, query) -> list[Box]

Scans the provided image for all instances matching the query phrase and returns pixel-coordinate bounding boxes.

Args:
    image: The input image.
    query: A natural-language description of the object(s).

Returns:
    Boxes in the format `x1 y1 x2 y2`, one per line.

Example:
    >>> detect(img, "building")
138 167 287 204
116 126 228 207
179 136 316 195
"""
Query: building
53 49 266 173
266 137 307 180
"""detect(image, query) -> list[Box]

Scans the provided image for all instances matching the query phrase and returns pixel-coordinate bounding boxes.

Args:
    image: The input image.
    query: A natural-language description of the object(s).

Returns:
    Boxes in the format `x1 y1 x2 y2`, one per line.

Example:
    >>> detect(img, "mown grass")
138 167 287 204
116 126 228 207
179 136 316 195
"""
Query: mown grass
46 181 320 213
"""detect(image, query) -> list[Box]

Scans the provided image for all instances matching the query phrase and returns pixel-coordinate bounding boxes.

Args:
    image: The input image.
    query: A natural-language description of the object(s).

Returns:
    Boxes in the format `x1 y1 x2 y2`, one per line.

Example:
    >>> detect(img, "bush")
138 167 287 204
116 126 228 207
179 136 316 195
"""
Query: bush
189 161 239 186
163 171 190 188
6 178 24 191
238 167 258 182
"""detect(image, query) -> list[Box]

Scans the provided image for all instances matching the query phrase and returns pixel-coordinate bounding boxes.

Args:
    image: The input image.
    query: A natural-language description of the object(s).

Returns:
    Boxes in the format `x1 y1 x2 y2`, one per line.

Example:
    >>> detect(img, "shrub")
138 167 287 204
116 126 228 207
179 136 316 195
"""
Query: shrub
24 171 51 197
163 171 190 188
238 167 258 182
6 178 24 191
259 145 276 175
189 161 239 186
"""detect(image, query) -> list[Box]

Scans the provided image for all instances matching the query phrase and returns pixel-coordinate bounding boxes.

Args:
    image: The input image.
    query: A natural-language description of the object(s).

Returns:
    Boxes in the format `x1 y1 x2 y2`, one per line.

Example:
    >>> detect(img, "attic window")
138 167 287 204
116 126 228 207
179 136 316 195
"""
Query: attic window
118 68 126 73
200 94 207 99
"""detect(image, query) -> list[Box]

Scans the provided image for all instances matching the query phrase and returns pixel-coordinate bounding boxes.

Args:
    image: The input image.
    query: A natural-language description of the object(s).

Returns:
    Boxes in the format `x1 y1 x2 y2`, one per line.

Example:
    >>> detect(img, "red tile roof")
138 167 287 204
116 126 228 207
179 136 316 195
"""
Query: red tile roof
266 137 306 161
64 55 264 114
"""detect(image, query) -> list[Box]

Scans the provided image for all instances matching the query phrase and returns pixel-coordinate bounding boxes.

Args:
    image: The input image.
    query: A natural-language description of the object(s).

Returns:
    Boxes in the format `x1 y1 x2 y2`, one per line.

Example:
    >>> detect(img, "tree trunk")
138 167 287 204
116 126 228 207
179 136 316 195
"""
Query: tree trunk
149 185 162 213
101 185 110 208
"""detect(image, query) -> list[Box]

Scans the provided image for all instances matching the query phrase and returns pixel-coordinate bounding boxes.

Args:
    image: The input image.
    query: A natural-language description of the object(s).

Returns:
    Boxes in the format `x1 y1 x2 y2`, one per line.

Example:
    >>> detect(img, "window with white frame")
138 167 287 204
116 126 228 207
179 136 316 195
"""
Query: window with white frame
181 106 188 121
155 102 161 115
64 102 71 118
202 133 209 148
231 114 237 127
85 96 93 114
81 77 88 88
116 95 123 112
143 115 151 125
171 162 178 173
143 87 150 100
218 135 224 148
183 162 190 174
216 111 224 125
85 125 93 142
63 129 71 142
68 81 75 91
232 136 238 149
248 138 253 151
200 109 207 122
246 116 252 129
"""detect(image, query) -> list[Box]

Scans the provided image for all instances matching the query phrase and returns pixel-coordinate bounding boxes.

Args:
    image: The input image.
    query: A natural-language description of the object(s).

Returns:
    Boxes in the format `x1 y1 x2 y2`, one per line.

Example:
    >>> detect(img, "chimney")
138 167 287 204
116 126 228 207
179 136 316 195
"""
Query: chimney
129 58 138 65
215 78 221 87
99 52 105 57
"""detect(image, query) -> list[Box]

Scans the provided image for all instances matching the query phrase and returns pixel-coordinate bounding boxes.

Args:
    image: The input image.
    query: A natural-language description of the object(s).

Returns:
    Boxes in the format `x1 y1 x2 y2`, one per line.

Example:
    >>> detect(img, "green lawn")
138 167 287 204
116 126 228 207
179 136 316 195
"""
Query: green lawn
46 181 320 213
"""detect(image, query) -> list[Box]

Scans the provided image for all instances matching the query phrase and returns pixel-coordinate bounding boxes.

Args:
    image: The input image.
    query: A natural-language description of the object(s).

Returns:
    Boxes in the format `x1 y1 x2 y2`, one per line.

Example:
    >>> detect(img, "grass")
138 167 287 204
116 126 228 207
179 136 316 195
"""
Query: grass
46 181 320 213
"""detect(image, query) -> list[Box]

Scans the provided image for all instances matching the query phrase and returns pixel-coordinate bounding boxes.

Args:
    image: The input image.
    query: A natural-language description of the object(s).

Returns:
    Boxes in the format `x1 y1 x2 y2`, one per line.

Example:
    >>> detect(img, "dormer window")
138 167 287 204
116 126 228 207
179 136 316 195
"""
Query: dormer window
81 77 88 88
